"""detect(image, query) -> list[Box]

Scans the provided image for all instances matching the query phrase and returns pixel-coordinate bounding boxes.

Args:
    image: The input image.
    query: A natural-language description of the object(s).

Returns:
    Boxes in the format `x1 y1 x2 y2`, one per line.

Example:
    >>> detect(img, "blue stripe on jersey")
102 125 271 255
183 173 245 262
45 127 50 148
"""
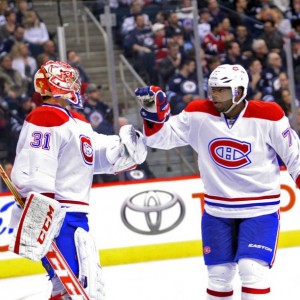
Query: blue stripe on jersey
205 200 280 208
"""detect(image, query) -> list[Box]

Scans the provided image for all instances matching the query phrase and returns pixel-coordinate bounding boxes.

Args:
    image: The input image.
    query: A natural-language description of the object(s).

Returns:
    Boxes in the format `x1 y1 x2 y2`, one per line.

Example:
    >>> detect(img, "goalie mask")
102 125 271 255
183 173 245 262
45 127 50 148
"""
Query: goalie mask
208 64 249 113
34 60 83 109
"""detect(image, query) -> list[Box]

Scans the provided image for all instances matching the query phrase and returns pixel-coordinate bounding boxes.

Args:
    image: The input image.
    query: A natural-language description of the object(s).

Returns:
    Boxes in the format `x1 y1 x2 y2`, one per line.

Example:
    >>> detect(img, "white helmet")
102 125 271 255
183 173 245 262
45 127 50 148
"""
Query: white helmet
208 64 249 111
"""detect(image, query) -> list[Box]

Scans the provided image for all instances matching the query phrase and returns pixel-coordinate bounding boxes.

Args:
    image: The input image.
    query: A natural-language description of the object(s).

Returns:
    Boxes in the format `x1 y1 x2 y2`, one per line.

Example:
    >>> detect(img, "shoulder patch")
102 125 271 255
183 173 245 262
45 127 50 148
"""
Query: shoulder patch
26 106 69 127
244 101 285 121
184 99 220 116
70 110 89 123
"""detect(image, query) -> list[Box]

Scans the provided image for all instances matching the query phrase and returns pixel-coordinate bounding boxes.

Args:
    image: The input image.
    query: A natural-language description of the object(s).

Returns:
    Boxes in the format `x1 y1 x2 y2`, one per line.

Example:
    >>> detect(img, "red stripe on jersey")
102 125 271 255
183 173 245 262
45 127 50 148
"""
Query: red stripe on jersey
296 174 300 188
26 105 69 127
70 110 89 123
207 289 234 297
244 101 284 121
184 99 220 116
242 287 270 294
204 193 280 202
57 200 89 206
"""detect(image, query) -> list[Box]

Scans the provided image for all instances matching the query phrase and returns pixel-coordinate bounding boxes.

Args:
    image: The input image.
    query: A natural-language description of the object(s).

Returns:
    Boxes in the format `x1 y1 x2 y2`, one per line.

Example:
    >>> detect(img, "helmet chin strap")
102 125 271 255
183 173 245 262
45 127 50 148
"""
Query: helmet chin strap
221 96 238 114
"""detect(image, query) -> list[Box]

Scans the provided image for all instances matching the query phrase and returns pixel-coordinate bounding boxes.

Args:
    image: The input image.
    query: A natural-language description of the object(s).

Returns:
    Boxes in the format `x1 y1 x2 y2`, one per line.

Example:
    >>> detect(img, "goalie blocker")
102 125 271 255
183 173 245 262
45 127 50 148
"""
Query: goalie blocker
9 192 66 262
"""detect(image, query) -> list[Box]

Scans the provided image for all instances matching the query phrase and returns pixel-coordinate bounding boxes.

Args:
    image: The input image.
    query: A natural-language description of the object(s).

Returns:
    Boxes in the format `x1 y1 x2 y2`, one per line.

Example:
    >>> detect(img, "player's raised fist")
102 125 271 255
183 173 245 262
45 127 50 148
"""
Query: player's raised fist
135 85 170 123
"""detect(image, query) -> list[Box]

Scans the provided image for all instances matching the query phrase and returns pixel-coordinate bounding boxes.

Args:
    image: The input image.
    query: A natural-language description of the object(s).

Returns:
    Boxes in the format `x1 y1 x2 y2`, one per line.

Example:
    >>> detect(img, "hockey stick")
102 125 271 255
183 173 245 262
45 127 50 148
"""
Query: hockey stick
0 164 90 300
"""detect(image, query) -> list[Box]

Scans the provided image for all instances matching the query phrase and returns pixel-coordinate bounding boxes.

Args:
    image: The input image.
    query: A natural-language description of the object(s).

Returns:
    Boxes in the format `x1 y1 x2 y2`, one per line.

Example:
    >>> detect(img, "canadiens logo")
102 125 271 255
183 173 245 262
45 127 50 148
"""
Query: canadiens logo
203 246 211 254
209 138 251 169
80 135 93 165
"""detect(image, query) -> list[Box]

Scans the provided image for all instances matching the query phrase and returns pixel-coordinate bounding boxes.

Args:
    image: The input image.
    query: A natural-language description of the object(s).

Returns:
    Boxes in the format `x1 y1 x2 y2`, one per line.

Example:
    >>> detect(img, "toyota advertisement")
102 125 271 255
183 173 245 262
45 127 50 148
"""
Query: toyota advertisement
1 171 300 278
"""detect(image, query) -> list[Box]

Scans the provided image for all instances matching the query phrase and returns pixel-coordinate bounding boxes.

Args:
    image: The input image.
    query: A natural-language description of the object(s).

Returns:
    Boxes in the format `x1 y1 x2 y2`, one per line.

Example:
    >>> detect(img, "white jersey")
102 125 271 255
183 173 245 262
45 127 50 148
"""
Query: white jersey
144 100 300 218
11 104 118 213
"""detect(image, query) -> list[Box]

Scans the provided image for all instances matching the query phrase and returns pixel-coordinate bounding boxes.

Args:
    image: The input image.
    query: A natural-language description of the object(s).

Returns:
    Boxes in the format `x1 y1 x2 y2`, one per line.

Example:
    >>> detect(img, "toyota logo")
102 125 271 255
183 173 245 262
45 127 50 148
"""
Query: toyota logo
121 190 185 235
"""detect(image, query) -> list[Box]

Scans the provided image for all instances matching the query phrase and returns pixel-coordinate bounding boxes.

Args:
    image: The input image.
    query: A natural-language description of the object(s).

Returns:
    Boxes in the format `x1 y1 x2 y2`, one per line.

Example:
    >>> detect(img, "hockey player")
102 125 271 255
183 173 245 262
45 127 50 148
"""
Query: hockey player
10 60 147 300
135 64 300 299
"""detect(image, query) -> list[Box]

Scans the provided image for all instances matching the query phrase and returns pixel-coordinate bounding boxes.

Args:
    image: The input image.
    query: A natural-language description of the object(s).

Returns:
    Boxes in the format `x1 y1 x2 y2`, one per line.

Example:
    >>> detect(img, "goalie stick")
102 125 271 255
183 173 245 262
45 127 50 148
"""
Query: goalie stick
0 164 90 300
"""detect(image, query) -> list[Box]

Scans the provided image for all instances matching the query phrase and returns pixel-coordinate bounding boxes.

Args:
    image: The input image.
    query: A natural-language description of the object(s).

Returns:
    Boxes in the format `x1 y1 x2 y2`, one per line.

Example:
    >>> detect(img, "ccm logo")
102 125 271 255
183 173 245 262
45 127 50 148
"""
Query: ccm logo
37 205 54 244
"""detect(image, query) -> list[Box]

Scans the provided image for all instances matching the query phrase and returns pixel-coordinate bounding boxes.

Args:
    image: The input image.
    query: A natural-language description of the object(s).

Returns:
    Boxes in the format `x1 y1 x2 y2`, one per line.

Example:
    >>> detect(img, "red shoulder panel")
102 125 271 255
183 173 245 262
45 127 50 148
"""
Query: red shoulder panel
244 101 285 121
70 110 89 123
184 99 220 116
26 106 69 127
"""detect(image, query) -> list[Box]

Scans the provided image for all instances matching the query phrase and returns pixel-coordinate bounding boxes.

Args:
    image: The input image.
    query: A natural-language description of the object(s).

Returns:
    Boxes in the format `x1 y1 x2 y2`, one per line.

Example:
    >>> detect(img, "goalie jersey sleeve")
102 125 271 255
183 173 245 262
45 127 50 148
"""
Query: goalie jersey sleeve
11 104 119 213
144 100 300 218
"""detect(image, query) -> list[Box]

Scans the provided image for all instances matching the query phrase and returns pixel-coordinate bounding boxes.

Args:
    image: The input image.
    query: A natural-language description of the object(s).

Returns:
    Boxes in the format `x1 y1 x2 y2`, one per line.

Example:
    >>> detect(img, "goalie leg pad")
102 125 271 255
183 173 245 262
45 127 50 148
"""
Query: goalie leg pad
75 227 105 300
9 192 66 262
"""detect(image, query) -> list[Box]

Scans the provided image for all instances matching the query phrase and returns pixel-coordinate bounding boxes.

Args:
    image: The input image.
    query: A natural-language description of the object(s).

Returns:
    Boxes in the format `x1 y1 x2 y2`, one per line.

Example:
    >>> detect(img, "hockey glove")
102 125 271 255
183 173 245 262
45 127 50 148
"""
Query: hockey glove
135 85 170 123
106 125 147 174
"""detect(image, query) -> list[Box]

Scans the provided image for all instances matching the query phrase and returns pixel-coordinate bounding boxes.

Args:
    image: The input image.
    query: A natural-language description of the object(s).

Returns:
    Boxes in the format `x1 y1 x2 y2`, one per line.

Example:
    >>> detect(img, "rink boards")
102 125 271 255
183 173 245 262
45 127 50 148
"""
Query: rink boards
1 170 300 278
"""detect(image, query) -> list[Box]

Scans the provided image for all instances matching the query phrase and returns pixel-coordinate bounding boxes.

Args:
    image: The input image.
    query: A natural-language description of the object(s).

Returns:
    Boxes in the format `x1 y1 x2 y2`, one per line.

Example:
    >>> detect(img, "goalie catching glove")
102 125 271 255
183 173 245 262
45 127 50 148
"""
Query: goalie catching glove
106 124 147 174
135 85 170 123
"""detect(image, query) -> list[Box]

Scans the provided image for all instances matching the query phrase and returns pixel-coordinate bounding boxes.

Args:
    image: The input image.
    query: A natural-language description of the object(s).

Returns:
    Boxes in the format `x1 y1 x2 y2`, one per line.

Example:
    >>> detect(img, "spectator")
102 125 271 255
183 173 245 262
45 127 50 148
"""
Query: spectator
271 6 294 38
259 52 285 100
165 11 184 38
234 24 254 60
10 41 37 90
167 58 198 115
221 41 249 67
258 20 284 54
285 0 300 21
67 50 90 93
292 38 300 88
22 10 49 57
0 0 9 26
123 13 155 83
157 41 182 89
275 88 299 121
198 8 212 41
251 38 269 66
176 0 194 41
0 53 27 102
15 0 34 25
273 71 296 102
247 58 264 100
9 92 35 159
0 9 16 40
83 83 114 135
202 20 227 57
1 23 26 54
207 0 228 25
227 0 249 28
120 0 150 38
42 39 58 61
152 22 170 68
202 55 221 96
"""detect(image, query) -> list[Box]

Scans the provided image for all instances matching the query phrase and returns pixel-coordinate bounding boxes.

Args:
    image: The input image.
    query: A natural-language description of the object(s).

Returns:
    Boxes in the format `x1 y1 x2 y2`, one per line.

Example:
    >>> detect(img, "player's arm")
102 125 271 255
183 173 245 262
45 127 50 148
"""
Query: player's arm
268 109 300 185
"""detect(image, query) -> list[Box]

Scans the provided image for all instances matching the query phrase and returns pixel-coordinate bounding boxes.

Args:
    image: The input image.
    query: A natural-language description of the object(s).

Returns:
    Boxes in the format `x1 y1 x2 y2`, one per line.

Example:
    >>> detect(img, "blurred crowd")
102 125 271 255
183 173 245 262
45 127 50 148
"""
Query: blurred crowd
1 0 300 190
88 0 300 119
